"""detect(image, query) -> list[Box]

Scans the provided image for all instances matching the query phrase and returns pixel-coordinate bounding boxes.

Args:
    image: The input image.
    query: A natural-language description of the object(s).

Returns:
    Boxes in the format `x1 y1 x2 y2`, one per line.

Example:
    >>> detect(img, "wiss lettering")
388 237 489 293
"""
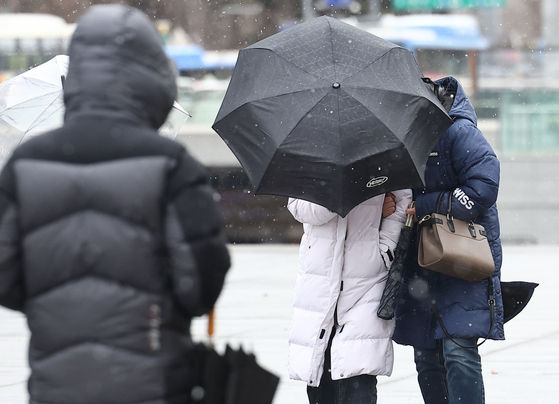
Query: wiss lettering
453 188 474 210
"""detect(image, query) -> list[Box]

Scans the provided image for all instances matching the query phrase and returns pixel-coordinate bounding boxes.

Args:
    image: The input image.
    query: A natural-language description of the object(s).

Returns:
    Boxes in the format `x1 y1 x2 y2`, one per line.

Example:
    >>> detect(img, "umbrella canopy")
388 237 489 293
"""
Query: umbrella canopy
0 55 189 164
213 16 453 217
501 281 538 324
0 55 68 136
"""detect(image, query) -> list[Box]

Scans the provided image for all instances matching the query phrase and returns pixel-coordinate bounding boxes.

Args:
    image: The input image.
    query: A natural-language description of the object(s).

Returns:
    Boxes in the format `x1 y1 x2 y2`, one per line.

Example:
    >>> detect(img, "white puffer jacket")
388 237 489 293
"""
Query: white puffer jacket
287 190 412 387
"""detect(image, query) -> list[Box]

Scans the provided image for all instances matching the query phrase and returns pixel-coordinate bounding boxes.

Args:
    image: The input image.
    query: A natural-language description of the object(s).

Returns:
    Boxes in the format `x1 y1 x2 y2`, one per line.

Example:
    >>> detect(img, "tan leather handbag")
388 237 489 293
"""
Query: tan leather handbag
418 192 494 282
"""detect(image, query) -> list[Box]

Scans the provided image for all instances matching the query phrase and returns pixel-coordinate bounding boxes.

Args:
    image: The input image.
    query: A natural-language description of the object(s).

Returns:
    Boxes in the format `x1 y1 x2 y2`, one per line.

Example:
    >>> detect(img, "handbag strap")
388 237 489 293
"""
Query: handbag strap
428 277 495 348
434 191 458 233
435 191 455 216
435 191 446 214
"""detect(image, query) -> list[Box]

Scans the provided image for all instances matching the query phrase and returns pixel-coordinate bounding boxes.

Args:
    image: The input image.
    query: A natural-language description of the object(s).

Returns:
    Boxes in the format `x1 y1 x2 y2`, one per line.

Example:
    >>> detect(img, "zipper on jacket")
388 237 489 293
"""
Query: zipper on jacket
334 305 339 328
332 282 343 331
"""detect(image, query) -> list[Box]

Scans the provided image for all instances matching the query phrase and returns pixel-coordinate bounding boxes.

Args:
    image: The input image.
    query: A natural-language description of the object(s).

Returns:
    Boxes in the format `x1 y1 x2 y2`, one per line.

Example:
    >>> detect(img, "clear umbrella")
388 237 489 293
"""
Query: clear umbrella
0 55 68 136
0 55 190 164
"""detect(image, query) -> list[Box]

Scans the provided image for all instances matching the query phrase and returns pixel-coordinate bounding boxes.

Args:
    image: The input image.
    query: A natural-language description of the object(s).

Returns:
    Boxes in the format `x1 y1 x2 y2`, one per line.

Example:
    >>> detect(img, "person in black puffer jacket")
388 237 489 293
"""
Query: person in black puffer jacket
0 5 230 404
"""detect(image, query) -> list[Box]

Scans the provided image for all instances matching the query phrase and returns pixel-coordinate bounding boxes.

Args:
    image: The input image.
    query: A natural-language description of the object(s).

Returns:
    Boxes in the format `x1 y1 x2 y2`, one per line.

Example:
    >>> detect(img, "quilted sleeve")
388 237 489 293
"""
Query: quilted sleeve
166 152 230 317
287 198 338 225
0 190 24 312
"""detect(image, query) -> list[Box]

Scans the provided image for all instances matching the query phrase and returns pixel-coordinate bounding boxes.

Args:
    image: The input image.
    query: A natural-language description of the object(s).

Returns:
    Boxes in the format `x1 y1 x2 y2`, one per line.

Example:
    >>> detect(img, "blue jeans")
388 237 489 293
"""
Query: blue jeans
414 338 485 404
307 332 377 404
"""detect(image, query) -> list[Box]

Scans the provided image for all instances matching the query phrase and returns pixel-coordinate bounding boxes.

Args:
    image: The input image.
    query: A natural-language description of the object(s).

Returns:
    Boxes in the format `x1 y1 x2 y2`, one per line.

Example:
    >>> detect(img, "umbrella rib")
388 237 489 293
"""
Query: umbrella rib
278 89 333 146
0 89 61 112
341 88 450 151
335 80 344 206
26 96 62 130
344 85 434 101
17 96 63 146
250 88 330 105
220 87 332 131
342 47 410 84
327 18 336 80
247 47 326 82
342 92 407 158
258 89 334 184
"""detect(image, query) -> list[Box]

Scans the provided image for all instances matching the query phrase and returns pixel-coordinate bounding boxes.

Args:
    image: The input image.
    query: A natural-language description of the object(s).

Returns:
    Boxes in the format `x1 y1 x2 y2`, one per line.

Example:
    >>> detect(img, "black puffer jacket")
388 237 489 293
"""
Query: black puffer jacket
0 5 230 404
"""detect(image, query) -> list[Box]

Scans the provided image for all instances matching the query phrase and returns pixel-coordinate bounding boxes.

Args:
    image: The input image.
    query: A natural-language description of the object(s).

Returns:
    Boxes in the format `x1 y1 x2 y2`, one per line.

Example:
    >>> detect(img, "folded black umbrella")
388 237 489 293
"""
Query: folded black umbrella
224 346 280 404
377 208 415 320
190 343 229 404
213 16 453 217
190 343 279 404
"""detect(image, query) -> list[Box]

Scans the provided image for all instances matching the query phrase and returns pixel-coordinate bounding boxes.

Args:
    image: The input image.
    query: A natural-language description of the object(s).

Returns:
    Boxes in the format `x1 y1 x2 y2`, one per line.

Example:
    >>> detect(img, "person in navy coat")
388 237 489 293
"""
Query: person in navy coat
394 76 503 404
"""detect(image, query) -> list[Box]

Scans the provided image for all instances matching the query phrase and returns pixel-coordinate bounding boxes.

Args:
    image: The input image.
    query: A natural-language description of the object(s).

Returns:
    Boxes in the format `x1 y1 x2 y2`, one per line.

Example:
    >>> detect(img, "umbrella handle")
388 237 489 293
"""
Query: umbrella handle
405 201 415 228
208 309 215 339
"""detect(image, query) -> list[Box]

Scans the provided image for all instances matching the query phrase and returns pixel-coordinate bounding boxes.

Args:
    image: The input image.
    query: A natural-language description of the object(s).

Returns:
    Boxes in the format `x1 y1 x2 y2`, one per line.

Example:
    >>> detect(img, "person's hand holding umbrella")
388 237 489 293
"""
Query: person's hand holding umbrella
405 204 417 222
383 192 396 218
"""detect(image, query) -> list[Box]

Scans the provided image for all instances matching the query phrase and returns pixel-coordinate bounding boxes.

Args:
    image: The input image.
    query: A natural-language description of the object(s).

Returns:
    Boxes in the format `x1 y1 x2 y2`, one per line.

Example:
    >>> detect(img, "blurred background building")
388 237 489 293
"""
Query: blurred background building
1 0 558 245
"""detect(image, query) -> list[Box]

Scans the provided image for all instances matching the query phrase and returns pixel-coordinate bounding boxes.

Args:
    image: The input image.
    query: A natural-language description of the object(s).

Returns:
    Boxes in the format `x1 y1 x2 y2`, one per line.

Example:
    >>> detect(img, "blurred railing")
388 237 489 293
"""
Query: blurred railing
472 49 559 157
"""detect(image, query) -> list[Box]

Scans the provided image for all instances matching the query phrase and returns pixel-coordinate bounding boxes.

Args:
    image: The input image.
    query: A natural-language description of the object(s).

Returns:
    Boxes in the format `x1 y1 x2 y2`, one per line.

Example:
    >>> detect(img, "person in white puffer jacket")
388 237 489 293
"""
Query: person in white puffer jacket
287 189 412 404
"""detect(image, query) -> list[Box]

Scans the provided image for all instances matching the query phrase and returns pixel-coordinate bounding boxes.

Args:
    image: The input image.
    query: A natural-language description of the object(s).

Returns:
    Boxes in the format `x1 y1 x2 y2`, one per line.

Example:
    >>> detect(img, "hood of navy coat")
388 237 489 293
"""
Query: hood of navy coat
63 4 177 130
435 76 477 126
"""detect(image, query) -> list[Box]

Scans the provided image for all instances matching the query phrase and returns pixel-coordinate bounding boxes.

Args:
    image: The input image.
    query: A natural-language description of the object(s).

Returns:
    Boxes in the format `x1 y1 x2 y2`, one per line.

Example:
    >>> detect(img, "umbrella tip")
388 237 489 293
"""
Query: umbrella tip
61 75 65 89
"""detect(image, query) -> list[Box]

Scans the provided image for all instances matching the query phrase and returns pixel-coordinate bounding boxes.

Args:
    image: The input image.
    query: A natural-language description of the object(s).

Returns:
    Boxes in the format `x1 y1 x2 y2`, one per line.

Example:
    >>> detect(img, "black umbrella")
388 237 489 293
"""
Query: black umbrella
190 344 280 404
190 310 280 404
223 345 280 404
377 204 415 320
501 281 538 323
213 16 453 217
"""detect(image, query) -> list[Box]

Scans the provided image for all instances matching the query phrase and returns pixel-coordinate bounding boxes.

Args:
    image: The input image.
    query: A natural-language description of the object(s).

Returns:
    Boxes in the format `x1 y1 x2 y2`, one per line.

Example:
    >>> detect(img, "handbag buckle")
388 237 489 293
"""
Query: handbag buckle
446 215 455 233
468 221 477 238
418 214 431 225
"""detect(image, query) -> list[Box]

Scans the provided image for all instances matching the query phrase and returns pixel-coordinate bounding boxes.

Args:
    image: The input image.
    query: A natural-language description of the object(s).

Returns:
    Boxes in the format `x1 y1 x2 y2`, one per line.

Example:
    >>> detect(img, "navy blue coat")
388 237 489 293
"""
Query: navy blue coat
393 77 504 349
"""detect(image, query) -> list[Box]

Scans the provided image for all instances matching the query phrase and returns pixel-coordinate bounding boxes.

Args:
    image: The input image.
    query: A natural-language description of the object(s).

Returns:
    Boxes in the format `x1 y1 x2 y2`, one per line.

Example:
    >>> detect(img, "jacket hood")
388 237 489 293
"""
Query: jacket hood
435 76 477 125
63 4 177 129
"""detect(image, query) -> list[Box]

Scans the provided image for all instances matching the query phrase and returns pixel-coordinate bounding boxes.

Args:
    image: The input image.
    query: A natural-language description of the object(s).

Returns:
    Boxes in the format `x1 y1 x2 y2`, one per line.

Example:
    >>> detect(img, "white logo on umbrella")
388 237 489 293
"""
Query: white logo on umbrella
366 176 388 188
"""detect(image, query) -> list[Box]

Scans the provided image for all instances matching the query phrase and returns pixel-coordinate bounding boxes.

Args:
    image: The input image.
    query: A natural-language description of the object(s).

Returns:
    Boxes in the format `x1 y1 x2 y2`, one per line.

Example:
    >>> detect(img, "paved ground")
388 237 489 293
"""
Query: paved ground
1 244 557 403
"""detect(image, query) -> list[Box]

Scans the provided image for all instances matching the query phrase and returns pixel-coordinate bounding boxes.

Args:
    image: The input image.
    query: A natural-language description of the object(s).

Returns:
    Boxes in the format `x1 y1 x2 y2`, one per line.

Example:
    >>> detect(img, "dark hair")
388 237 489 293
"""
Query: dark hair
422 77 455 113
